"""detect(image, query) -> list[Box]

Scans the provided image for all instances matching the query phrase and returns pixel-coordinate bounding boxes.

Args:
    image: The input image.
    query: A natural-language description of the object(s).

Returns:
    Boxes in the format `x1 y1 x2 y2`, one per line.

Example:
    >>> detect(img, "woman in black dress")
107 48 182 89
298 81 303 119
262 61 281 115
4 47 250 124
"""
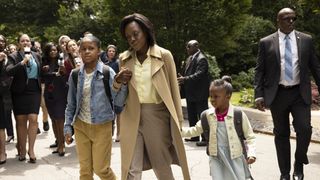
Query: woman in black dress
42 42 68 156
6 34 41 163
0 34 12 164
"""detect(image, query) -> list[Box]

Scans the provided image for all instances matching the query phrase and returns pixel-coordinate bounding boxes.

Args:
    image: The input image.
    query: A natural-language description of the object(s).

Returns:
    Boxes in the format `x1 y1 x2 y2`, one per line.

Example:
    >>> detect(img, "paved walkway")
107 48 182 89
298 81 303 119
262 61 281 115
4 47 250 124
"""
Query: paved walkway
1 119 320 180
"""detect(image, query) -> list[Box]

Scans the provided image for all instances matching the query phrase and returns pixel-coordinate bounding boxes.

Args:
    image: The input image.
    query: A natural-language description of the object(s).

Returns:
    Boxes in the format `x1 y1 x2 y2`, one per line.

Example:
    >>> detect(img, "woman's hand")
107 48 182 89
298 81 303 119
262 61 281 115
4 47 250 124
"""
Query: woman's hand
0 52 6 62
115 67 132 84
21 54 32 65
58 66 66 75
42 65 49 72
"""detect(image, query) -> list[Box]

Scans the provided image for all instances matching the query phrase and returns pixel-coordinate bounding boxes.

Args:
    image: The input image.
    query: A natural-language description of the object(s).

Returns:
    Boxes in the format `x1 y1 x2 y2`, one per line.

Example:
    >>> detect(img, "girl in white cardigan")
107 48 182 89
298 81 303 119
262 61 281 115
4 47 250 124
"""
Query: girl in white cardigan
182 76 256 180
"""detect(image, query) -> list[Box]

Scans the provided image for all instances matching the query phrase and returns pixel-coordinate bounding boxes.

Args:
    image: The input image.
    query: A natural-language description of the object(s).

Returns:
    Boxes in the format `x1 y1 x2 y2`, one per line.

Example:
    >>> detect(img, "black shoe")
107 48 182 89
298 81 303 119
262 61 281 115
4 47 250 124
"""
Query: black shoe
196 141 207 146
0 159 6 165
6 136 14 143
28 157 36 163
18 156 26 161
293 161 304 180
0 153 7 164
49 140 58 148
37 128 41 134
184 137 199 142
43 121 49 131
58 151 65 157
293 173 304 180
280 174 290 180
28 152 36 163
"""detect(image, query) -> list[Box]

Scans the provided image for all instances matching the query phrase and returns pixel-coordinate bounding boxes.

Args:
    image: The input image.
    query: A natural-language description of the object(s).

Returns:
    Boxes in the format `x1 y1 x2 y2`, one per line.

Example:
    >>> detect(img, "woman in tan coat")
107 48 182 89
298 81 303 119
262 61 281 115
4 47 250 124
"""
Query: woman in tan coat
115 13 190 180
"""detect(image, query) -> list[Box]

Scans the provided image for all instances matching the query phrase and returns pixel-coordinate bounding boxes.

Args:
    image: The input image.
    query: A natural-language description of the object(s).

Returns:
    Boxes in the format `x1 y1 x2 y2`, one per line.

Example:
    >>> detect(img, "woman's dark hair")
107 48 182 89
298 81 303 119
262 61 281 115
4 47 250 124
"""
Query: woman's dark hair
120 13 156 47
43 42 59 61
211 75 233 96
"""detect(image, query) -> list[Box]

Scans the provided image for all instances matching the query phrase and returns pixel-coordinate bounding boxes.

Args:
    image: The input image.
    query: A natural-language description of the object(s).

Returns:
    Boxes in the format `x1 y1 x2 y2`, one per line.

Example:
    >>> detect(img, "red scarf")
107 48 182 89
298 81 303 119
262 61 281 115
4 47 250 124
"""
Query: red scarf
216 108 228 122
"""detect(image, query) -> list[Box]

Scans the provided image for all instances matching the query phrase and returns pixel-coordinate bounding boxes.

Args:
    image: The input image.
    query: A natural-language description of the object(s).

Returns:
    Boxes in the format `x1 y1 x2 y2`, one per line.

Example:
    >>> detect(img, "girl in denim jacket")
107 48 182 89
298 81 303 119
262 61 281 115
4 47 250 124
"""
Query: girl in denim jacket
64 35 128 180
182 76 256 180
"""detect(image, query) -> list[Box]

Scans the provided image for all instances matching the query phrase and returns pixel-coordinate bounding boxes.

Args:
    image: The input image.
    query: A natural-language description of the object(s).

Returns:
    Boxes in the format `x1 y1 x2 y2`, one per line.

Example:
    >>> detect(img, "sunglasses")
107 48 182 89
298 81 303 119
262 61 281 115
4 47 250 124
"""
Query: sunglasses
282 16 297 22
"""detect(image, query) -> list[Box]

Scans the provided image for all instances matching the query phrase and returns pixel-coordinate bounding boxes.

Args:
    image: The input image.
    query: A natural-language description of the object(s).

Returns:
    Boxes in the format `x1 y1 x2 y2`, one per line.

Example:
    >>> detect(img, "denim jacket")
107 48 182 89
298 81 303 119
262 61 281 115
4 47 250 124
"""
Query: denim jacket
64 61 127 135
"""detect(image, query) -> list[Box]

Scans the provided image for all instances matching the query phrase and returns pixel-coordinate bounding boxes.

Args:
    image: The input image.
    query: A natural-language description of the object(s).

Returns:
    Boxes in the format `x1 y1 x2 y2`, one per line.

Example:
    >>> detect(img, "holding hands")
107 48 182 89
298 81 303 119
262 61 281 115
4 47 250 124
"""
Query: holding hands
247 156 256 164
65 134 73 145
115 67 132 85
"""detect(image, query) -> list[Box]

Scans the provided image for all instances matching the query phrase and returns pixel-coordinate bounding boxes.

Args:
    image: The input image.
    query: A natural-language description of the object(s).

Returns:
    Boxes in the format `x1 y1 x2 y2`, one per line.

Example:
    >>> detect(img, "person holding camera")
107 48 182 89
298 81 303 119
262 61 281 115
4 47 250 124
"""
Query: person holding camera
41 42 68 156
6 34 41 163
0 34 13 164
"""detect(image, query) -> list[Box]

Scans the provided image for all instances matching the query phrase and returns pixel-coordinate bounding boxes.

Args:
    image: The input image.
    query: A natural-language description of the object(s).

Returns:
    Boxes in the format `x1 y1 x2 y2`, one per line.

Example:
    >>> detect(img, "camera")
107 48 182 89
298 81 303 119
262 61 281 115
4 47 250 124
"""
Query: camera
58 53 64 67
24 47 31 55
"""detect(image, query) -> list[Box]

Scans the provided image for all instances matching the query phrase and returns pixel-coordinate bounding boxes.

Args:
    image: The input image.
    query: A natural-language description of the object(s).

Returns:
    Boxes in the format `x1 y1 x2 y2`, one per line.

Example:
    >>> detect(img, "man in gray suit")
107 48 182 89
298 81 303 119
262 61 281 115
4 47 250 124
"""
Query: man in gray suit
254 8 320 180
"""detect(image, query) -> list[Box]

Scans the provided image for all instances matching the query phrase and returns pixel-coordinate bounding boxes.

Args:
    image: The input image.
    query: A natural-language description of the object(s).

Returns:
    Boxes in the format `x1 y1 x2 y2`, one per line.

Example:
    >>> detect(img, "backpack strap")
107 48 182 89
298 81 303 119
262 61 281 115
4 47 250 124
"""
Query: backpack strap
71 68 80 88
200 110 210 155
102 65 113 109
234 107 247 158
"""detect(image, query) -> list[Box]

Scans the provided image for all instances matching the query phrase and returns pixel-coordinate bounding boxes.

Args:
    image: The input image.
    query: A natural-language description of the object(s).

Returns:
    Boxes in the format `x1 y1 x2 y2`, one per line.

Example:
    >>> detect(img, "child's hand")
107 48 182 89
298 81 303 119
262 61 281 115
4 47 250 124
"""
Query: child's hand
65 133 73 145
247 156 256 164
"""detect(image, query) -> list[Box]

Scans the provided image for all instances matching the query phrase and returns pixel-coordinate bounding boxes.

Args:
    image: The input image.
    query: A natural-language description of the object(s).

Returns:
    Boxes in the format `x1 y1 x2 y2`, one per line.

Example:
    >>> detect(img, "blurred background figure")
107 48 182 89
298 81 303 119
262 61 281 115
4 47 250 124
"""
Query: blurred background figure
31 40 50 134
42 42 68 156
178 40 210 147
7 44 17 54
103 44 122 142
6 34 41 164
0 35 14 144
0 34 13 164
64 39 81 78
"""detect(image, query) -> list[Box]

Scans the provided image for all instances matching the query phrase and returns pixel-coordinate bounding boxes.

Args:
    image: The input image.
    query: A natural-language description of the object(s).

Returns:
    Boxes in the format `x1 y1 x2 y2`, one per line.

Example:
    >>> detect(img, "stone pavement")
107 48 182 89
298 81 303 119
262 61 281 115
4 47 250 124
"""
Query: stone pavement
1 119 320 180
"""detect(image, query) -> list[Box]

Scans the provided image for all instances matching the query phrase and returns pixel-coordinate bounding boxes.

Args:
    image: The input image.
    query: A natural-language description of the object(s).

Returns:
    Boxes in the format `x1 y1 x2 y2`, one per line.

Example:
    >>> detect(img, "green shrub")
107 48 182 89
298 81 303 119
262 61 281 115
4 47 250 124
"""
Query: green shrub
204 52 221 80
231 67 255 91
239 88 254 107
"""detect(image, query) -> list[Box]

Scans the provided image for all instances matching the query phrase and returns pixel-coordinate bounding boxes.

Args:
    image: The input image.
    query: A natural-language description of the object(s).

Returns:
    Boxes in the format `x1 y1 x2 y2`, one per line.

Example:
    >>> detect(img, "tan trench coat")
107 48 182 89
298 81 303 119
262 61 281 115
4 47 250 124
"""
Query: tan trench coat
118 45 190 180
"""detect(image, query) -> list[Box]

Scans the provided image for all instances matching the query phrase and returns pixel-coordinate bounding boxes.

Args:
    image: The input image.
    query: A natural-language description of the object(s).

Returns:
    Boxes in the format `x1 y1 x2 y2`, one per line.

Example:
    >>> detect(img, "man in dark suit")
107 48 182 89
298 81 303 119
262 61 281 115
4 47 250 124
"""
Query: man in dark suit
254 8 320 180
178 40 210 146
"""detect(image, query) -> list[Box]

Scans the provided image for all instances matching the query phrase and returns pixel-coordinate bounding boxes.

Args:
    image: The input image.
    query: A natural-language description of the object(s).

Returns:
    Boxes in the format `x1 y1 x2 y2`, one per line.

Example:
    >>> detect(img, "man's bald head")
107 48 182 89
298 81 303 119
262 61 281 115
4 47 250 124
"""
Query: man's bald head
187 40 199 48
277 8 296 34
186 40 200 56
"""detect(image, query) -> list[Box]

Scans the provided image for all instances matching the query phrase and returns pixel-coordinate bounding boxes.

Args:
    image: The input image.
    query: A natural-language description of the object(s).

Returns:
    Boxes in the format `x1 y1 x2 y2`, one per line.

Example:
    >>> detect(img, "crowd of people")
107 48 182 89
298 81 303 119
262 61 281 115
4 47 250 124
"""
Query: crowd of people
0 7 319 180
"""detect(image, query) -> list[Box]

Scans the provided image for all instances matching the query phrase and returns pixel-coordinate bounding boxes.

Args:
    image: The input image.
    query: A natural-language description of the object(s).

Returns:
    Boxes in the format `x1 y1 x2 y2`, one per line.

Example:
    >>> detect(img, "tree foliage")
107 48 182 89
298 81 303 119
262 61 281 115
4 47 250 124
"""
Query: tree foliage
1 0 319 80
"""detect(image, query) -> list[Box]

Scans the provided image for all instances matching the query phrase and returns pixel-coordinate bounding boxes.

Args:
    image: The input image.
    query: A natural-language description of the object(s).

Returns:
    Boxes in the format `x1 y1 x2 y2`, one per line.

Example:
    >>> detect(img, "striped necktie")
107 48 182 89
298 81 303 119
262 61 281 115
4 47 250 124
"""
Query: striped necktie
284 35 293 82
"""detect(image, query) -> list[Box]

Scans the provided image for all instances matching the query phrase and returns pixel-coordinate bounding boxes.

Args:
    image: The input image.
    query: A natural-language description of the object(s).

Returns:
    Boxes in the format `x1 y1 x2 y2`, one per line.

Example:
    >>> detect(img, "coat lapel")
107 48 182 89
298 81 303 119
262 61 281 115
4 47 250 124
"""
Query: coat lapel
295 31 302 65
149 45 163 77
273 32 281 65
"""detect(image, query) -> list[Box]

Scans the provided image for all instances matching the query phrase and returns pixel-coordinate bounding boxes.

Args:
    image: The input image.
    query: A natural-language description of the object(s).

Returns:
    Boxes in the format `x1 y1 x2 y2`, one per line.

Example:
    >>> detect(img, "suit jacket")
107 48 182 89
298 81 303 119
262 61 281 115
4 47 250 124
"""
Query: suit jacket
254 30 320 106
118 45 190 180
6 51 41 94
181 51 210 101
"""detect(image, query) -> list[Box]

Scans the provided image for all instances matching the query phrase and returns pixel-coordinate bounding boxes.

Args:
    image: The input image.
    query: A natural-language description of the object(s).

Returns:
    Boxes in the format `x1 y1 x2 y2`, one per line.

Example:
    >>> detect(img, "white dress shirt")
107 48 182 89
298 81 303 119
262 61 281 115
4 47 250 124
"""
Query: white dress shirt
278 29 300 86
